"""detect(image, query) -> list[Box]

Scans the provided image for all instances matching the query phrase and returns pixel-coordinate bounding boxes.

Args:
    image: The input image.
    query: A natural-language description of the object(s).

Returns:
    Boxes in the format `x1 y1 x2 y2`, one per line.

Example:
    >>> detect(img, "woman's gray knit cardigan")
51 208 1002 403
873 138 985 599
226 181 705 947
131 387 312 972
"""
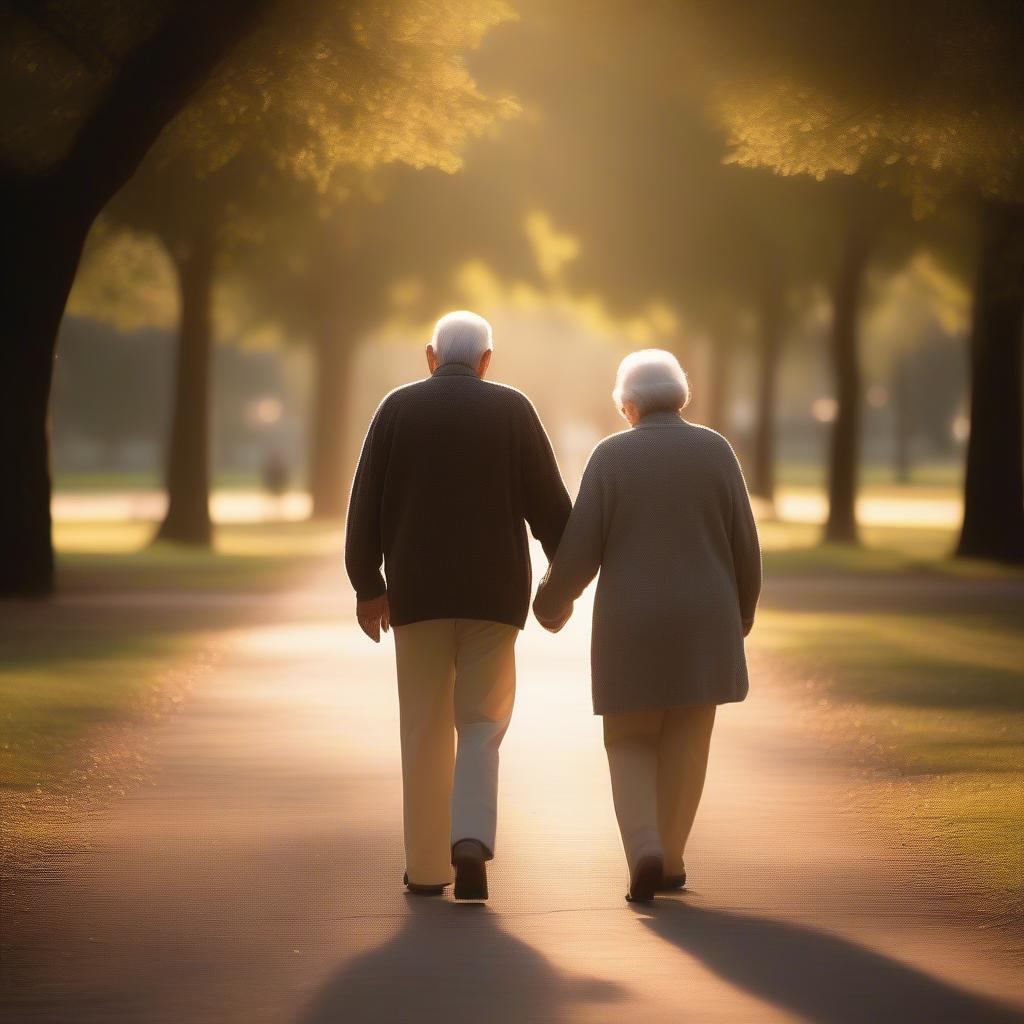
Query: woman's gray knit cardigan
534 411 762 715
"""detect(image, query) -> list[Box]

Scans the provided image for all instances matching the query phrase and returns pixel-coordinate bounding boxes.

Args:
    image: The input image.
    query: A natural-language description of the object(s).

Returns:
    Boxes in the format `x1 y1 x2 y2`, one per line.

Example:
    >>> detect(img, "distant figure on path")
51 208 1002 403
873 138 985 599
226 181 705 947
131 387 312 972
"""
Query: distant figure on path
262 448 290 518
534 350 761 902
345 311 570 900
262 448 290 498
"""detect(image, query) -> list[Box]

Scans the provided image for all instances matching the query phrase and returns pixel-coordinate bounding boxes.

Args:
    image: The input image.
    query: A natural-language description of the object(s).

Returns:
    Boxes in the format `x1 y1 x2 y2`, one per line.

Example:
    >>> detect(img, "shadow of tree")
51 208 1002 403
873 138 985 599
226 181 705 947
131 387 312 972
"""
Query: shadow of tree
638 900 1022 1023
297 897 625 1023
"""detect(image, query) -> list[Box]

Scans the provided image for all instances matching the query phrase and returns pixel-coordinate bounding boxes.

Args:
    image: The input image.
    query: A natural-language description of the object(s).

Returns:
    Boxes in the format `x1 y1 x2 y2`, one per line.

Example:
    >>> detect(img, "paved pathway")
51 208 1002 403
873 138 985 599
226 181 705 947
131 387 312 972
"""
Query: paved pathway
3 572 1022 1023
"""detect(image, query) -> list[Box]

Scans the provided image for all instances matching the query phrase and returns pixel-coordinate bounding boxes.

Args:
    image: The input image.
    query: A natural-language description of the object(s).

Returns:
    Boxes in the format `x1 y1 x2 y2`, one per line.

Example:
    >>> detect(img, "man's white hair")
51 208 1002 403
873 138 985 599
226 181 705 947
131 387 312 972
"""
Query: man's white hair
431 310 493 367
612 348 690 415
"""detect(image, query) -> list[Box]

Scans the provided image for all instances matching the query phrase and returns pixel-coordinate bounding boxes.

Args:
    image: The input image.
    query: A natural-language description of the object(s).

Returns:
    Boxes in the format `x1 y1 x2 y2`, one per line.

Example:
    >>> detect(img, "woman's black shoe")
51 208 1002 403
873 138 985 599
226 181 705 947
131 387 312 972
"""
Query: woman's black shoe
625 854 663 903
452 839 489 900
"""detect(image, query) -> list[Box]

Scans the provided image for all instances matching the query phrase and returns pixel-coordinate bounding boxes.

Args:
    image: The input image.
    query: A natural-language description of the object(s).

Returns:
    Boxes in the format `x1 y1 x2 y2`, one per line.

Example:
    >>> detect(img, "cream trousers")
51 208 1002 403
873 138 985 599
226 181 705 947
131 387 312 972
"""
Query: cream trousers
602 705 717 874
394 618 517 886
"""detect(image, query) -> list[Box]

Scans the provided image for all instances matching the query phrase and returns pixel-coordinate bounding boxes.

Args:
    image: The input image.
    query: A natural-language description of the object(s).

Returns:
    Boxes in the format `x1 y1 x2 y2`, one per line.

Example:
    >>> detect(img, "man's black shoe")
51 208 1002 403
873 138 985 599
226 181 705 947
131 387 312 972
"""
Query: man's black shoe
403 872 447 896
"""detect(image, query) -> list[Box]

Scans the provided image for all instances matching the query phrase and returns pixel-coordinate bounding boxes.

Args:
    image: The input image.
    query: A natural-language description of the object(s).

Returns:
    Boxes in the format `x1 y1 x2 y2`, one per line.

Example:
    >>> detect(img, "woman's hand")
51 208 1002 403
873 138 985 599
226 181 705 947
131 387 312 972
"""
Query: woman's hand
357 593 390 642
536 602 572 633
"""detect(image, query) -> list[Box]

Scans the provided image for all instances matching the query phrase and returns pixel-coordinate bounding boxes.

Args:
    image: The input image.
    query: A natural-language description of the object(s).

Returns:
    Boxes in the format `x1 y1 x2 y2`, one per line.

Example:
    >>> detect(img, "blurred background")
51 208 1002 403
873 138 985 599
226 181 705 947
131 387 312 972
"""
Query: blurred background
0 0 1018 581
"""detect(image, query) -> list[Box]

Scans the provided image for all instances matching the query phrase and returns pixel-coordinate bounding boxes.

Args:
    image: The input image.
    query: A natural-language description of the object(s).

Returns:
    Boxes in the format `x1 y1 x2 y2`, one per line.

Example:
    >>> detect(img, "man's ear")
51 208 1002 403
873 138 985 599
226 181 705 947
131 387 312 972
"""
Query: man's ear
426 344 438 373
477 349 492 379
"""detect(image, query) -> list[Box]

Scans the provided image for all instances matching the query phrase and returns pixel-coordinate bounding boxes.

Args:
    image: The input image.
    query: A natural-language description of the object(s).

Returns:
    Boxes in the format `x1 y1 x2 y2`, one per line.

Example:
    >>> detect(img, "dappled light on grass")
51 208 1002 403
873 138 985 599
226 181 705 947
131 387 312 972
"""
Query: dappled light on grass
52 520 343 592
750 600 1024 904
52 490 313 527
774 488 962 529
55 518 341 557
0 627 200 791
54 519 153 554
755 496 1024 578
754 609 1024 709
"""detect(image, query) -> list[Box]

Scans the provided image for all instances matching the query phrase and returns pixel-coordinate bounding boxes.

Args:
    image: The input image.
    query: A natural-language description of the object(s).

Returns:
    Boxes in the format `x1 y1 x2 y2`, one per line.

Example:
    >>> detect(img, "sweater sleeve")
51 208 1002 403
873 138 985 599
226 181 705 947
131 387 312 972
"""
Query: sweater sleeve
520 399 572 560
533 449 605 621
728 449 762 631
344 401 391 602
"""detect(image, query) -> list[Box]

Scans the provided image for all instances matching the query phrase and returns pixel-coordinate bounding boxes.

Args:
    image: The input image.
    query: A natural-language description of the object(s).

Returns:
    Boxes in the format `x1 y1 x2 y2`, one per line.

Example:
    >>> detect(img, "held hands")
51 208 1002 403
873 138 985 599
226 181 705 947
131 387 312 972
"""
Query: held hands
356 593 390 643
535 601 573 633
533 564 572 633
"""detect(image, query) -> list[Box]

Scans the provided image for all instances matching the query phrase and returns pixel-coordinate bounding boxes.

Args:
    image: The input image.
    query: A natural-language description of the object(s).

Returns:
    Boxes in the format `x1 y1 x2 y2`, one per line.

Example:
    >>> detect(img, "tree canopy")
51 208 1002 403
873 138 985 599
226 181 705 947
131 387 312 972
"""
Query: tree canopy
680 0 1024 214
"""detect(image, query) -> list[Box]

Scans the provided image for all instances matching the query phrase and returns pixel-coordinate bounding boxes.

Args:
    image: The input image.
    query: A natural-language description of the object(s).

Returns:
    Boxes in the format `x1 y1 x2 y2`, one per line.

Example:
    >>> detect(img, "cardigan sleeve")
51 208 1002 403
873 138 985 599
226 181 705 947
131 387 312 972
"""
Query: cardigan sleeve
344 400 391 602
728 450 762 632
520 399 572 561
533 449 605 622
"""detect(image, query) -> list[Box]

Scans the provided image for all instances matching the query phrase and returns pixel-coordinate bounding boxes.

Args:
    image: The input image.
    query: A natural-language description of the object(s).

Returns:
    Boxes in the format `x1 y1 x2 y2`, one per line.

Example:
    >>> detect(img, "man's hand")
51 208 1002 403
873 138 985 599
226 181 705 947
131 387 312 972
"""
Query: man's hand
357 594 390 643
536 602 572 634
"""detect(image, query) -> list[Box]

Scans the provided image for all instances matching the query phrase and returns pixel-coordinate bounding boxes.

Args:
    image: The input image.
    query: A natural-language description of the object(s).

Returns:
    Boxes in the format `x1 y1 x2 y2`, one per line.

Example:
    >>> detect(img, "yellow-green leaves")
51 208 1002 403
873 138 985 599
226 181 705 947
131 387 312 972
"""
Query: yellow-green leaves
156 0 520 192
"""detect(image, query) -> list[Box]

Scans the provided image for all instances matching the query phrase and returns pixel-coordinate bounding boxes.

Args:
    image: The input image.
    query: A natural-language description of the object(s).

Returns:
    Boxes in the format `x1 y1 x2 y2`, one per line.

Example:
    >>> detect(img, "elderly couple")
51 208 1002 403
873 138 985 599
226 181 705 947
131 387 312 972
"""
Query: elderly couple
345 310 761 903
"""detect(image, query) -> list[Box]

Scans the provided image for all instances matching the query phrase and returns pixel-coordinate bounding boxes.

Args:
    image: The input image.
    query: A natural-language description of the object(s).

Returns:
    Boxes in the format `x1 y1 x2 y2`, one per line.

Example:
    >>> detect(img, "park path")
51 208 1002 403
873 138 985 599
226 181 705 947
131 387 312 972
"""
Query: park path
2 566 1022 1023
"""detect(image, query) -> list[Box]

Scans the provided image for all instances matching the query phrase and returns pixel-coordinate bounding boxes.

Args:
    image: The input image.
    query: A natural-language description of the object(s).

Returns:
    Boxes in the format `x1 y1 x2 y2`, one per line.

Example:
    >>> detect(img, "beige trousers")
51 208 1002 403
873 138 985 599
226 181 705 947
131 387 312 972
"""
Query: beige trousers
602 705 717 874
394 619 518 886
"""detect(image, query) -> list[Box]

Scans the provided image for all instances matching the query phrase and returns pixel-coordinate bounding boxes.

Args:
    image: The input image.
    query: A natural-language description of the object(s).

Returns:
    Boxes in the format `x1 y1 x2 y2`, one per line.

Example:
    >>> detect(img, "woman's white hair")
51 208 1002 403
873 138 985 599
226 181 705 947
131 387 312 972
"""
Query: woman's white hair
612 348 690 416
431 310 493 367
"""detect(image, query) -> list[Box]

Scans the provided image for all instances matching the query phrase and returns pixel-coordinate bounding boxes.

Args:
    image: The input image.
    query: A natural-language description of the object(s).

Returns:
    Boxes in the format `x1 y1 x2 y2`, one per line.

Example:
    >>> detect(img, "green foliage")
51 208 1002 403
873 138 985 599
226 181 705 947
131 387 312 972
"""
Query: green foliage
157 0 519 187
0 1 517 180
682 0 1024 214
67 220 178 329
69 0 519 332
0 0 168 170
462 0 846 344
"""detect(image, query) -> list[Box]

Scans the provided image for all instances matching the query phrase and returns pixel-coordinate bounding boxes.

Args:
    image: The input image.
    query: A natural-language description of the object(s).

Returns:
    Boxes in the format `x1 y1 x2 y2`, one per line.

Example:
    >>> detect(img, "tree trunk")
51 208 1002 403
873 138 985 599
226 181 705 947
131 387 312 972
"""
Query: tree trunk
706 337 734 436
892 352 912 485
309 323 357 521
751 272 785 502
0 3 272 596
0 183 91 595
155 227 216 546
956 199 1024 563
823 222 871 544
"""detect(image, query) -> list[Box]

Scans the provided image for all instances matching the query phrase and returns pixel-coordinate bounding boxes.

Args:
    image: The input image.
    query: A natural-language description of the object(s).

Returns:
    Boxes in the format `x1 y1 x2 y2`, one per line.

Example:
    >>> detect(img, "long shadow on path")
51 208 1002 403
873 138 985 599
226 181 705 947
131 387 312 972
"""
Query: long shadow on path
298 897 624 1024
639 901 1023 1023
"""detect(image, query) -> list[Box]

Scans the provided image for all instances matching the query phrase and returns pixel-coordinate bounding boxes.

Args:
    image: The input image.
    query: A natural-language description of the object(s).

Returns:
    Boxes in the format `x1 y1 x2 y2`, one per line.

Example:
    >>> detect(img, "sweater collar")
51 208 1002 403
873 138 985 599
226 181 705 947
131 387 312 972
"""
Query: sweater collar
432 362 479 378
635 409 683 428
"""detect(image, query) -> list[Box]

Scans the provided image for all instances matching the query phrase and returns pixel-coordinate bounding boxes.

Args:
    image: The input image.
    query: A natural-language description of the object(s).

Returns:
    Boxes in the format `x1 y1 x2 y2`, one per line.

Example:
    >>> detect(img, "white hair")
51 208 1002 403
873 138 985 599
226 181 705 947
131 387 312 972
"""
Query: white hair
612 349 690 415
431 310 493 368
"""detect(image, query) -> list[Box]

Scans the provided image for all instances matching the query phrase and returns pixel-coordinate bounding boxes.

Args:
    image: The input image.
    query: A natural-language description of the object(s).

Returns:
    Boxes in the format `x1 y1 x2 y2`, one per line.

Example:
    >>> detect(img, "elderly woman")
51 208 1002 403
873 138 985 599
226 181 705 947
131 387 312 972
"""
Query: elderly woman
534 349 761 903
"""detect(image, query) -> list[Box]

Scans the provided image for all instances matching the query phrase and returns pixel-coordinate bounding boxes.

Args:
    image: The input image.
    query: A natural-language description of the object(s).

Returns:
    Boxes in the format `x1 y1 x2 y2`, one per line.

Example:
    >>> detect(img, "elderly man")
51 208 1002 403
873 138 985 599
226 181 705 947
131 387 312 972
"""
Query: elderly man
345 310 570 900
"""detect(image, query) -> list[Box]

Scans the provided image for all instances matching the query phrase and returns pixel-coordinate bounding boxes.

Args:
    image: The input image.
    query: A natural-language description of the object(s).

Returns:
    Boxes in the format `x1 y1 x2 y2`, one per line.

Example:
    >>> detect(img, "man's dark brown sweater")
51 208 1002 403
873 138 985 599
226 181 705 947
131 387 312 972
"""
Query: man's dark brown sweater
345 363 571 629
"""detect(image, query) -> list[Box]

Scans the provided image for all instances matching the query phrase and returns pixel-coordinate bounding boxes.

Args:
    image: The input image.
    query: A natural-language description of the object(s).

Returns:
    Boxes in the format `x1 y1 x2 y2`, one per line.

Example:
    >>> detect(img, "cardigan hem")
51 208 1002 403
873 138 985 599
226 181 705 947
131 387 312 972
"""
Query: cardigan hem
592 691 748 716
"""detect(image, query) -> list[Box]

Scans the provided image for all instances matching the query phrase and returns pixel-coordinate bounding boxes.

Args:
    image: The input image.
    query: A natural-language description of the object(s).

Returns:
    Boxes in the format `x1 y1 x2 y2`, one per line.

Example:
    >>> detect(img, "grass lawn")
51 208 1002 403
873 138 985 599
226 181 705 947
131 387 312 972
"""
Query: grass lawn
756 510 1023 899
754 595 1024 899
759 513 1024 579
53 469 265 492
775 458 963 490
54 519 343 591
0 627 195 791
2 520 342 799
